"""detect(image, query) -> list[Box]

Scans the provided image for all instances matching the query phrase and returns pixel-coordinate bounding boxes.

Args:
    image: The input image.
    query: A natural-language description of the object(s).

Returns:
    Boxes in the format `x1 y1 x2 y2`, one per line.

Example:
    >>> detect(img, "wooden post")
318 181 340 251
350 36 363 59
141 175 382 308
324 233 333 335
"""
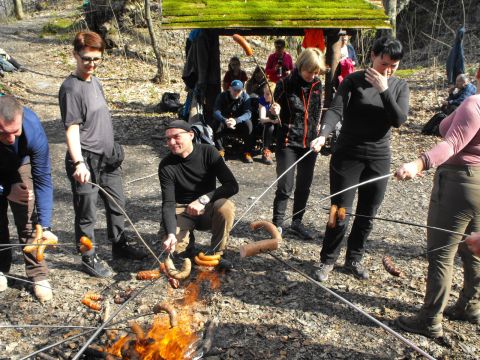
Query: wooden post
13 0 24 20
324 30 342 109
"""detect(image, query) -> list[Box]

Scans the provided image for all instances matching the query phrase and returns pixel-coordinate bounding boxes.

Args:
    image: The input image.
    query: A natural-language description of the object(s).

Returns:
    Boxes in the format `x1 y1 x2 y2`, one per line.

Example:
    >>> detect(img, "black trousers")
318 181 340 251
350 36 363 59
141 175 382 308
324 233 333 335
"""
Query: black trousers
262 123 276 149
320 151 390 264
0 164 48 281
65 151 126 256
212 119 254 153
272 146 317 227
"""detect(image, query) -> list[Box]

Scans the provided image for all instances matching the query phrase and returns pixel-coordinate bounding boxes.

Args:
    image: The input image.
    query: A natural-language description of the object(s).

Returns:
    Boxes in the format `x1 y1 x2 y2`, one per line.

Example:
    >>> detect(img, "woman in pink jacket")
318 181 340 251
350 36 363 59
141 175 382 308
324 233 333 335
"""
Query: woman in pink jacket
394 65 480 337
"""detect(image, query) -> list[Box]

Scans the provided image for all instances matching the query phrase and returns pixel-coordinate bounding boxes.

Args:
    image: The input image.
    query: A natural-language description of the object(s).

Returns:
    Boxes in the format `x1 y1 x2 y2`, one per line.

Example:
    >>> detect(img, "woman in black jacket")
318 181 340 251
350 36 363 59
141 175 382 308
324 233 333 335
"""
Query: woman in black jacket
310 36 409 281
271 48 325 239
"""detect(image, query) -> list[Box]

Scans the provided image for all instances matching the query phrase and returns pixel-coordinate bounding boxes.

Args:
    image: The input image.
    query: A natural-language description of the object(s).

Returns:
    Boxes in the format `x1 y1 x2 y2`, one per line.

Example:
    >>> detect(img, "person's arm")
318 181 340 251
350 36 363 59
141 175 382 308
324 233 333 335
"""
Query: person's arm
284 53 294 72
450 85 476 106
65 125 90 184
423 98 480 168
265 54 276 80
213 93 227 123
158 165 177 237
348 45 358 65
379 79 410 128
206 153 239 201
27 112 53 228
320 77 352 137
234 95 252 124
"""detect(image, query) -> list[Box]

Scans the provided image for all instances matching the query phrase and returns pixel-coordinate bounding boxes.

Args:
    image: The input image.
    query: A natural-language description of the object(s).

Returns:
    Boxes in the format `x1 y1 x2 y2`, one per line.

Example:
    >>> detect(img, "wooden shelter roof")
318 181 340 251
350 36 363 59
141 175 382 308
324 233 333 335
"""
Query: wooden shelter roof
162 0 390 30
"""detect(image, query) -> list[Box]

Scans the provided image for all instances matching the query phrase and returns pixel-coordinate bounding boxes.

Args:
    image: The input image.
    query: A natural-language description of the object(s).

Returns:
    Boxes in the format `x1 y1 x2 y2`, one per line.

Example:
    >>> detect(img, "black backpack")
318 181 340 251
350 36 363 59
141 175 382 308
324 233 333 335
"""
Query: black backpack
159 92 182 112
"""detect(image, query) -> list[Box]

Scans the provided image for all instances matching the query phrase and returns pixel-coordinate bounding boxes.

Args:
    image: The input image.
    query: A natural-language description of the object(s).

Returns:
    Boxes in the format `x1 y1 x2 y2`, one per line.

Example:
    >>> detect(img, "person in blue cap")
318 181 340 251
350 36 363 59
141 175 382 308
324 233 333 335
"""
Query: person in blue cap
212 79 254 163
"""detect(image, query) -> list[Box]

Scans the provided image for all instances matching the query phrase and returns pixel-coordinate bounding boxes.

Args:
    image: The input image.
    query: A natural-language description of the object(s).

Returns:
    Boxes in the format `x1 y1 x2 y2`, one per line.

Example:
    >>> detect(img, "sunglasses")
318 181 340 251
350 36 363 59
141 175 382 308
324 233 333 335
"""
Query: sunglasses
79 55 103 65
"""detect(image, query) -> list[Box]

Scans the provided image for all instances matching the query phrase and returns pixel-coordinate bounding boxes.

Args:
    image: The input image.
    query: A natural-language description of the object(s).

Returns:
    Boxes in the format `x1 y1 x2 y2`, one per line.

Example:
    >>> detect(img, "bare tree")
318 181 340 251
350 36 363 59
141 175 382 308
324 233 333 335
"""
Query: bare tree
145 0 164 83
13 0 24 20
382 0 412 36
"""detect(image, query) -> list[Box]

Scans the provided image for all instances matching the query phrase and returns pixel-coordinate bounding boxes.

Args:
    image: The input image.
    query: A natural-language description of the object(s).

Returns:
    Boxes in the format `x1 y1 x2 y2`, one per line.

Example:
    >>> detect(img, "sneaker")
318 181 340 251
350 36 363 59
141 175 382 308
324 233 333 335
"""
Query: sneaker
82 254 114 278
395 315 443 338
0 272 7 292
218 149 225 158
444 304 480 324
344 260 369 280
314 263 334 282
243 152 253 163
113 236 148 260
34 279 52 302
290 219 315 240
261 148 273 165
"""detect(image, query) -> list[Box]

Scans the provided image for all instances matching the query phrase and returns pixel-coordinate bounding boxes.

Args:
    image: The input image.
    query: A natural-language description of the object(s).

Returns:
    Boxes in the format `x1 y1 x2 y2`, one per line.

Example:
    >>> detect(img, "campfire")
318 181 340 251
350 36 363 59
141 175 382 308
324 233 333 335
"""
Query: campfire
86 271 220 359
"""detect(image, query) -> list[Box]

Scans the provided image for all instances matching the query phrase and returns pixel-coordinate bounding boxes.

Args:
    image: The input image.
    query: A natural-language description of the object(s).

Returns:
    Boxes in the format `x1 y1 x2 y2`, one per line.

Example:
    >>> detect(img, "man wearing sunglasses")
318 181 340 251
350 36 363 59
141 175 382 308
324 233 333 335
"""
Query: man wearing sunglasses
159 120 238 264
59 31 146 278
0 95 56 302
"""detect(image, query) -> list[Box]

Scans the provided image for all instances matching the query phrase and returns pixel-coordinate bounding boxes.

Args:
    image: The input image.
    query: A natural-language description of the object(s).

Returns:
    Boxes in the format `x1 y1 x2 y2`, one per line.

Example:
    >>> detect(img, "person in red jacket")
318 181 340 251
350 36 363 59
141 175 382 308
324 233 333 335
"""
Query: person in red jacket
265 39 294 83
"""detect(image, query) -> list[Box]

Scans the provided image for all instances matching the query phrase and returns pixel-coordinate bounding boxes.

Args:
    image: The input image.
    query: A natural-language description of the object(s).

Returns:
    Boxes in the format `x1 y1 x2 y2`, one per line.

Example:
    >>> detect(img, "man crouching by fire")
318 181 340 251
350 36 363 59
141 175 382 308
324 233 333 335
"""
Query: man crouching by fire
159 120 238 268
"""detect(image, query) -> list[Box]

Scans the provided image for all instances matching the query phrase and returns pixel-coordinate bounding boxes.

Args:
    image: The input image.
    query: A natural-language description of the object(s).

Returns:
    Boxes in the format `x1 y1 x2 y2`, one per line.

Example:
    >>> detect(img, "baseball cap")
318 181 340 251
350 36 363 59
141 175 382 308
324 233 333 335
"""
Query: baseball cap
230 80 244 91
166 120 192 132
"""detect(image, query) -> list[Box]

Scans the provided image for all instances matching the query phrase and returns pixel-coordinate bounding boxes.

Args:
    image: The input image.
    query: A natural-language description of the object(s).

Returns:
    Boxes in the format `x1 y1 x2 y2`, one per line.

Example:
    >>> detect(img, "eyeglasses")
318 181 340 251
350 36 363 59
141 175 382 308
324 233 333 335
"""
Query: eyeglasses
165 131 190 141
79 55 103 65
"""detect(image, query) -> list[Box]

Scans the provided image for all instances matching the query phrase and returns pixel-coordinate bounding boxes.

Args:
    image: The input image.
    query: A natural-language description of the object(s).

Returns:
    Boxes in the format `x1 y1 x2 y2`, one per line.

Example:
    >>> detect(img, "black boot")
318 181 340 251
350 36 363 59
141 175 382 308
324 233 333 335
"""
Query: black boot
82 254 113 278
112 235 148 260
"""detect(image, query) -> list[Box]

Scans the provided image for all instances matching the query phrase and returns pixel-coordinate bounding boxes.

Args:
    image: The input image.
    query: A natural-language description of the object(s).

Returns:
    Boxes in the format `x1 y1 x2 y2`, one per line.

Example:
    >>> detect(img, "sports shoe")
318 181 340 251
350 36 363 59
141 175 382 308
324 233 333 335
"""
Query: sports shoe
113 236 148 260
261 148 273 165
314 263 334 282
243 152 253 163
82 254 113 278
0 272 7 292
444 304 480 324
395 314 443 338
344 260 369 280
34 279 53 302
218 149 225 158
290 219 315 240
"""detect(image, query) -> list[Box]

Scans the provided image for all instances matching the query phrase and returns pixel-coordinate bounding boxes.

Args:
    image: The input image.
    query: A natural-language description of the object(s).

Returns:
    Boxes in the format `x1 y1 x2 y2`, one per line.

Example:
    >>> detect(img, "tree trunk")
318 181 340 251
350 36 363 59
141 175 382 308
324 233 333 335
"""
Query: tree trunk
381 0 397 36
13 0 24 20
145 0 164 83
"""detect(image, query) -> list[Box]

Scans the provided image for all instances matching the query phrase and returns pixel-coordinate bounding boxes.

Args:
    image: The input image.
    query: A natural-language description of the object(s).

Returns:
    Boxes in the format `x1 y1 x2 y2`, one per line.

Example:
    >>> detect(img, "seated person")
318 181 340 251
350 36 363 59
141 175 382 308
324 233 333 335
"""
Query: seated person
441 73 477 115
160 120 239 261
265 39 294 83
258 82 280 165
222 57 248 91
245 66 266 98
212 80 254 163
0 48 23 77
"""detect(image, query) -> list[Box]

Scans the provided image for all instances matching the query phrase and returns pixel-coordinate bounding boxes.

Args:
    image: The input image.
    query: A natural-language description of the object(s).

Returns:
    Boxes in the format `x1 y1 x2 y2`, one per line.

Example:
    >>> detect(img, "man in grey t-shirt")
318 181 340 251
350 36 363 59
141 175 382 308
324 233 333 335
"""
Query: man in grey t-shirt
59 31 146 278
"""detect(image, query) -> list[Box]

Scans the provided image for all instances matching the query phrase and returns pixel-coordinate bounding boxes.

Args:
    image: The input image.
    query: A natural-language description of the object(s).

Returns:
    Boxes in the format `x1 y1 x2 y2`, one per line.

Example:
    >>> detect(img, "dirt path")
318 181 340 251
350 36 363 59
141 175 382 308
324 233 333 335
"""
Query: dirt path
0 7 479 360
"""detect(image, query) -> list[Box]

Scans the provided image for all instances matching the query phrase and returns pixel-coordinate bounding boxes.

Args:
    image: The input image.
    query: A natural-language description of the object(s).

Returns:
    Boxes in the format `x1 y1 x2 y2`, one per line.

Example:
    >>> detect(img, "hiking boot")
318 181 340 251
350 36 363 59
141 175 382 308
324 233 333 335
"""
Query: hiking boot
261 148 273 165
34 279 52 302
243 152 253 163
444 304 480 324
113 236 148 260
218 149 225 158
217 257 234 272
0 272 7 292
395 314 443 338
314 263 334 282
290 219 315 240
344 260 369 280
82 254 113 278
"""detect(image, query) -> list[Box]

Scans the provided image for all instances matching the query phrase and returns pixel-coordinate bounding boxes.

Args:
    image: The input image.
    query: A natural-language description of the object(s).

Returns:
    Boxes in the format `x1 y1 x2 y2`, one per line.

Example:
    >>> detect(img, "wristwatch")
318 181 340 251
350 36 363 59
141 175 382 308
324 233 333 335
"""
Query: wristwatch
198 195 210 206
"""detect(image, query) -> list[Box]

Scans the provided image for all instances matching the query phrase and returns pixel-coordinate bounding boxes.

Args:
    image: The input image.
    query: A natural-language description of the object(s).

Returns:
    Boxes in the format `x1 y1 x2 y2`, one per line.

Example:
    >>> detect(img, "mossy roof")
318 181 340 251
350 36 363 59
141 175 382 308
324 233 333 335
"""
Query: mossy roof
162 0 390 29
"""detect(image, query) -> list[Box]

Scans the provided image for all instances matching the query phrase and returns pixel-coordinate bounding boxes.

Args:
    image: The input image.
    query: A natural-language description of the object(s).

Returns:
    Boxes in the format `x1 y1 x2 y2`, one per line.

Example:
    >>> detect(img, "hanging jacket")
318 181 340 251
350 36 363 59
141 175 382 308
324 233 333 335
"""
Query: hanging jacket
274 69 322 148
446 27 465 85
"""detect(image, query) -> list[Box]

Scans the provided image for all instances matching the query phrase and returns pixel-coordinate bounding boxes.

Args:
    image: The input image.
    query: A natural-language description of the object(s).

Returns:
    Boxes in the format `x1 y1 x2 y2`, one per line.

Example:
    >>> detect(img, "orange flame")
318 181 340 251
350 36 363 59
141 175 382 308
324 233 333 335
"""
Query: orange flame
107 271 221 359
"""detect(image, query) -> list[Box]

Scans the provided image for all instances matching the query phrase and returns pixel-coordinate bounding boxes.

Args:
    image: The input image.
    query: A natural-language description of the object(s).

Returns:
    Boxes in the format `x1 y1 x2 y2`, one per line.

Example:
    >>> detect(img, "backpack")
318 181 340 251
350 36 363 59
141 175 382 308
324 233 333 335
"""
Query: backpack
422 112 446 137
159 92 182 112
189 102 215 146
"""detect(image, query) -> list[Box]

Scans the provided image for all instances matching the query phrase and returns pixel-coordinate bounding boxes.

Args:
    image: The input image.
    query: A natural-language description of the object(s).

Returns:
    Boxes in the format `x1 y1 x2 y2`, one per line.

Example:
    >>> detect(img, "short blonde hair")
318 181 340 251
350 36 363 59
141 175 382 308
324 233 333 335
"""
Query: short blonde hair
296 48 326 74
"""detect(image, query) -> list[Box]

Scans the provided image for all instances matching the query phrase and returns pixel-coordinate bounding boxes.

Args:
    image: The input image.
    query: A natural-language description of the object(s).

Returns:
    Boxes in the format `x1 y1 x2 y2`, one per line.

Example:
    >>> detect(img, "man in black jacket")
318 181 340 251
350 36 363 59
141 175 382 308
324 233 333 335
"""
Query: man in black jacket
212 80 254 163
159 120 239 258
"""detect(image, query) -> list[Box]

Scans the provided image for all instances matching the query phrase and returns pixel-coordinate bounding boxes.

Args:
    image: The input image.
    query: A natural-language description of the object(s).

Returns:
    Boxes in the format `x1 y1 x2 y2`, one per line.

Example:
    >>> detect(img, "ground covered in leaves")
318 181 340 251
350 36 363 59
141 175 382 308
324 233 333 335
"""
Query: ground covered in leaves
0 4 479 360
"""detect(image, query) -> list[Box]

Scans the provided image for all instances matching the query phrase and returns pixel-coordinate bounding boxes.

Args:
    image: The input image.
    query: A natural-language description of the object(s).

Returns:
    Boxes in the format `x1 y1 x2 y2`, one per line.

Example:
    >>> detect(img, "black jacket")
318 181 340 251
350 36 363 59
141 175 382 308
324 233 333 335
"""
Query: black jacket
274 69 322 148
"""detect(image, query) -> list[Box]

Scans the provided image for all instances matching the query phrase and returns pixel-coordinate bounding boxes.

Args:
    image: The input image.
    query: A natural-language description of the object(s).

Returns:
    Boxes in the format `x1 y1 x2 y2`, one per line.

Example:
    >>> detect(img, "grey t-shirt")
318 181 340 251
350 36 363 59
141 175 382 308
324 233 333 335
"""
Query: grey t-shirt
59 74 114 156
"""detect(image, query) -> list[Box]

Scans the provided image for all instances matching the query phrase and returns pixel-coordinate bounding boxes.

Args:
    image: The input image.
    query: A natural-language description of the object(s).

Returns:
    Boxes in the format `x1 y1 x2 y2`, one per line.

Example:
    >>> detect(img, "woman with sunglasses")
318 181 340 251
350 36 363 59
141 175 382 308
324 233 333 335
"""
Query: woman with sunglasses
59 31 146 279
